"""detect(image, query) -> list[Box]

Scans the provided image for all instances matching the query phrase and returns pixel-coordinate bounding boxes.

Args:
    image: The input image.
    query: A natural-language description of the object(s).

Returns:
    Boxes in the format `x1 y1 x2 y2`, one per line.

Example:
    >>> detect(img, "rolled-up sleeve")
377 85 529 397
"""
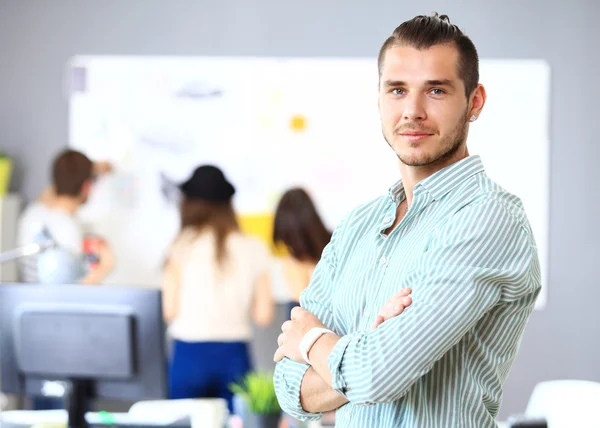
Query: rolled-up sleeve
326 199 540 404
273 358 320 420
273 216 346 419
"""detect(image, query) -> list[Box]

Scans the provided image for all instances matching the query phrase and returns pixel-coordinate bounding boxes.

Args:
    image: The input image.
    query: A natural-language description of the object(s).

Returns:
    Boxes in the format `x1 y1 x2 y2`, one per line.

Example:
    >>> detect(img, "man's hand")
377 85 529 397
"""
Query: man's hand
370 287 412 330
93 161 113 176
96 239 115 274
80 239 115 285
274 307 326 364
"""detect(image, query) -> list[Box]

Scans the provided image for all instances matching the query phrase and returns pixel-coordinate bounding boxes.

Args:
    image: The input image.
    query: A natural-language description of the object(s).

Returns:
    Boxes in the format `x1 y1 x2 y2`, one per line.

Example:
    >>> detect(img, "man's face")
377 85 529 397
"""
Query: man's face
378 44 471 167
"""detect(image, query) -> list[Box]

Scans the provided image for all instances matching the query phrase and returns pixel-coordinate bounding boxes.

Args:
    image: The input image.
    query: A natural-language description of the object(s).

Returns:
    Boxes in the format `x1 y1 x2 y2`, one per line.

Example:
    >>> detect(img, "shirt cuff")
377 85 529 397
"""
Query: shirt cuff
327 332 363 398
274 358 322 421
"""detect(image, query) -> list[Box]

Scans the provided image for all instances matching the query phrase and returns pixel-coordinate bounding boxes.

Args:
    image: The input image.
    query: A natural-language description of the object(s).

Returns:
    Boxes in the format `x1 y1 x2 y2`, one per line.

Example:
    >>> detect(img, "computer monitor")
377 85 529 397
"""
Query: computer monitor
0 284 167 428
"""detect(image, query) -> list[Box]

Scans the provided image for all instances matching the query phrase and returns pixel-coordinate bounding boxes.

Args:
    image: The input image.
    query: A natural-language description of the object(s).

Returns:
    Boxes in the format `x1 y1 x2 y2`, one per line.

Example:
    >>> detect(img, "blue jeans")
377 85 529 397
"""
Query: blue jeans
169 340 251 414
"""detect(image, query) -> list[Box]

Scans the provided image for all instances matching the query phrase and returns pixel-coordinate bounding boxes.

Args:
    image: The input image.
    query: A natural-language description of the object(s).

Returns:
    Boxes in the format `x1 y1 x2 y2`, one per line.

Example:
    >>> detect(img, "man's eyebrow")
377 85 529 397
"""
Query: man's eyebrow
425 79 455 88
382 79 456 88
383 80 406 87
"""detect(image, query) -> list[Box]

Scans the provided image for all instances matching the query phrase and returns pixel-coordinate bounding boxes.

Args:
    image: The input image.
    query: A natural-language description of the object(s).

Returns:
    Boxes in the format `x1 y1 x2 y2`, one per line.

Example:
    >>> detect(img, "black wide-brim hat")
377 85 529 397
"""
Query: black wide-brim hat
179 165 235 202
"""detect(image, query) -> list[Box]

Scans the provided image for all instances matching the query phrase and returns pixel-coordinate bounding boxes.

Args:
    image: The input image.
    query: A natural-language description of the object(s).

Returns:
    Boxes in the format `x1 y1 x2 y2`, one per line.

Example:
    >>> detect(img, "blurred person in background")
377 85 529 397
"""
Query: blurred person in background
273 188 331 317
16 149 115 410
162 165 274 414
17 149 115 285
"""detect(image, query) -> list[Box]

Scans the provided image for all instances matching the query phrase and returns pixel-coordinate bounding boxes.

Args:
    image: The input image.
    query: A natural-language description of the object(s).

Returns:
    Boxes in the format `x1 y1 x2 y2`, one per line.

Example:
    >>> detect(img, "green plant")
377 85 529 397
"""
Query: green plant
229 371 281 415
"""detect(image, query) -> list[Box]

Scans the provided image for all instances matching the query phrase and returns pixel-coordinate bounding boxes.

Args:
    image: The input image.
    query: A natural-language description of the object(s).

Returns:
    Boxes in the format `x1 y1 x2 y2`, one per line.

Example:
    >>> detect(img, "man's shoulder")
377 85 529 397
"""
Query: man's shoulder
47 208 83 230
17 202 48 242
19 201 47 221
461 174 530 226
42 208 85 250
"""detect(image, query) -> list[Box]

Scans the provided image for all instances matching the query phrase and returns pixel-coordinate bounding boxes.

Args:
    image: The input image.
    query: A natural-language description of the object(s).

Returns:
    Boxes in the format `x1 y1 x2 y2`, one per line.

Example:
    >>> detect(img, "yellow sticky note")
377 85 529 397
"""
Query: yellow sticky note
289 114 307 132
238 213 287 256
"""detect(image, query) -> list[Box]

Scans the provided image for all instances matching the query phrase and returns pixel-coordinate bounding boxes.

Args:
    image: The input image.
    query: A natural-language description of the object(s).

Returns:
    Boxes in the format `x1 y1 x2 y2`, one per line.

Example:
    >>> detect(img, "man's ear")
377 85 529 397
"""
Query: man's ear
80 178 94 198
468 83 487 120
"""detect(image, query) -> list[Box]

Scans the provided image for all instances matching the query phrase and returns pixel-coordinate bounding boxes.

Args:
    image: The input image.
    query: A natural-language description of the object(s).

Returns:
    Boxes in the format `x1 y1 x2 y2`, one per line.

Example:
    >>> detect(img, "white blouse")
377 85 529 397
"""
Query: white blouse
167 228 270 342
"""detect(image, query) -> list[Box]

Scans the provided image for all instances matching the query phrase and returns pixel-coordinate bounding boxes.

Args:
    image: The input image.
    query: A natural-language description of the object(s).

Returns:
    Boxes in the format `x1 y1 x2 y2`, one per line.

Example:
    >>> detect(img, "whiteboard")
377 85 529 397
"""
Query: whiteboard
67 56 550 309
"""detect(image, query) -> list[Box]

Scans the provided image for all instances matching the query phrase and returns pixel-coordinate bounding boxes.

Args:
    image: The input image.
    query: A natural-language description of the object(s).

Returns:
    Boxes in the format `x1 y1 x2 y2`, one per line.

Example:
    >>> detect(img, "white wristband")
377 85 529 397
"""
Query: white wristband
299 327 334 365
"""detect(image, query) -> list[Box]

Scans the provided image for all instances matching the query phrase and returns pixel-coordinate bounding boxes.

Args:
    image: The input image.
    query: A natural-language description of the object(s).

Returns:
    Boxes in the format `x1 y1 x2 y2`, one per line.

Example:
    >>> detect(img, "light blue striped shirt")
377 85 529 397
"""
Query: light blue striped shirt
274 155 541 427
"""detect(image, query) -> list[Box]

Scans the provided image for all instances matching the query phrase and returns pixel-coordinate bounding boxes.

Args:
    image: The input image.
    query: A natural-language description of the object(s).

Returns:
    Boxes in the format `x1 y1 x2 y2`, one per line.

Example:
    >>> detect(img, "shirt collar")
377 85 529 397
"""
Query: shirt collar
387 179 405 204
387 155 485 203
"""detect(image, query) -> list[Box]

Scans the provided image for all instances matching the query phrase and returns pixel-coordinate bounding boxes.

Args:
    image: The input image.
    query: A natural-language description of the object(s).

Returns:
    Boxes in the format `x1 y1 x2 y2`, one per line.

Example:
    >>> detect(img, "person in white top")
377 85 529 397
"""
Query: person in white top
161 165 274 413
17 149 115 285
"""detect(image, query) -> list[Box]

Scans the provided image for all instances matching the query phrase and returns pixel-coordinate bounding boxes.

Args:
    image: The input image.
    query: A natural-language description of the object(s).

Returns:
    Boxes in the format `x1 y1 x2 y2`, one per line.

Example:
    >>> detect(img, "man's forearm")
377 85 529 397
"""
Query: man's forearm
307 333 341 387
300 367 348 413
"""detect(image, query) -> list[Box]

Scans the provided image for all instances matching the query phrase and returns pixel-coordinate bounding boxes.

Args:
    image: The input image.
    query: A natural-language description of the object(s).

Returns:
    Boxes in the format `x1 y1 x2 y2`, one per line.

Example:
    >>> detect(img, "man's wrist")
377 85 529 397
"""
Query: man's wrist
307 332 340 387
299 327 334 364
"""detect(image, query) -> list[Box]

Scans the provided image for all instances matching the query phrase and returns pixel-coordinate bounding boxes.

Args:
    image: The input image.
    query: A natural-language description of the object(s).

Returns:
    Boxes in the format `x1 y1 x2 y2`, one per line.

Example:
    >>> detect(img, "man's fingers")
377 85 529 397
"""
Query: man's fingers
290 306 303 320
378 296 413 322
394 287 412 297
382 289 412 317
371 290 413 329
387 294 412 312
370 315 384 330
393 295 412 309
281 320 292 332
277 333 285 347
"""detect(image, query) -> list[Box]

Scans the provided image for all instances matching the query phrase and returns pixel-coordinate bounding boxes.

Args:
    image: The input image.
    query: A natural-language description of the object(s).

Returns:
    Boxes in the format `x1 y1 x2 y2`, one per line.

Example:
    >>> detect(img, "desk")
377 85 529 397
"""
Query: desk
0 410 194 428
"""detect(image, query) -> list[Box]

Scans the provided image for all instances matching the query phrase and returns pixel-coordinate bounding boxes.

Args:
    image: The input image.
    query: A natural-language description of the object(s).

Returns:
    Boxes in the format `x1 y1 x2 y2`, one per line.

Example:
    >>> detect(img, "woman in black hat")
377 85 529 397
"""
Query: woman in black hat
161 165 274 413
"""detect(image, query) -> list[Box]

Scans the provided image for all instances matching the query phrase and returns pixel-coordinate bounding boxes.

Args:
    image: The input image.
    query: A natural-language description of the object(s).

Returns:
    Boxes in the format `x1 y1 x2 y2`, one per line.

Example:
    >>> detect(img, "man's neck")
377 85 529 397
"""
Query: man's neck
52 196 81 215
400 148 469 207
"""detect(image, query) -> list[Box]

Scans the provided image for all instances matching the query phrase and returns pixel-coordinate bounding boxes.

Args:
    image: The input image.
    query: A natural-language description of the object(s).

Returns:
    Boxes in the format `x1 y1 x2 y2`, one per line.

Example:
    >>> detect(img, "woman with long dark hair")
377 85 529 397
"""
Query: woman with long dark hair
273 188 332 315
161 165 274 413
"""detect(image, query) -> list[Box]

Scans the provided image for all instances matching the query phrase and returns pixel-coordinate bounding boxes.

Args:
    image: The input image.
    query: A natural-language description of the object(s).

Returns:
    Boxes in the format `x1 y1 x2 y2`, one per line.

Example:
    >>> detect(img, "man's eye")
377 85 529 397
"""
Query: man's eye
430 88 445 95
391 89 405 95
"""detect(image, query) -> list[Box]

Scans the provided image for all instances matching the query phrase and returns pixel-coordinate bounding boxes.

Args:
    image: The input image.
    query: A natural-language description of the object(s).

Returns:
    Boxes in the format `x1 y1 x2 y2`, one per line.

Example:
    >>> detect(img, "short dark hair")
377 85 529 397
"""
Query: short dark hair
273 188 332 263
52 149 94 197
378 13 479 97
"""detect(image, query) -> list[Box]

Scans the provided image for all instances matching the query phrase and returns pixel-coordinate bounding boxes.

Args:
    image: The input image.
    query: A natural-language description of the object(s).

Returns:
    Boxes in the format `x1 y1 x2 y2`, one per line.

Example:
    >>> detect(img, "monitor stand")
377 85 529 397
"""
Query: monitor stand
66 379 92 428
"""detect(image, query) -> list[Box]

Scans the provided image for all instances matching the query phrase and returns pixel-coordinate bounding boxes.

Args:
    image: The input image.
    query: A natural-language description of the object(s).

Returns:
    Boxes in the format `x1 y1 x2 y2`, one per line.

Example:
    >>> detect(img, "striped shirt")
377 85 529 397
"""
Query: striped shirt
274 155 541 427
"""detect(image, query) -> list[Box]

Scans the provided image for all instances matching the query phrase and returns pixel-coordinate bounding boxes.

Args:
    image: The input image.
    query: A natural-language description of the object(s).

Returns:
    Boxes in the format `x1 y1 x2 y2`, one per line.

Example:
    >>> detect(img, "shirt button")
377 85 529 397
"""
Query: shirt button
379 256 387 265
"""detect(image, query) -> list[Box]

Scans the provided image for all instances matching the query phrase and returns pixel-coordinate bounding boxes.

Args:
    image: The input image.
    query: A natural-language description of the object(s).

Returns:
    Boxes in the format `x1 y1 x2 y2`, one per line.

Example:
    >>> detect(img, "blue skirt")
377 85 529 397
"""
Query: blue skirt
169 340 251 414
